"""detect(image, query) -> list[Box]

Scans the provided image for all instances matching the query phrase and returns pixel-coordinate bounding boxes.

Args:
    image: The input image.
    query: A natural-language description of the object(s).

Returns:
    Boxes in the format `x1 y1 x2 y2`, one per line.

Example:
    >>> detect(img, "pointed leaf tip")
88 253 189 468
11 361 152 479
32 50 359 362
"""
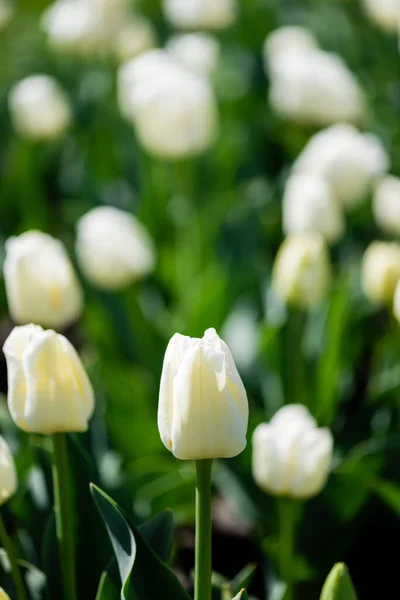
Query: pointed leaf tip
232 590 249 600
320 563 358 600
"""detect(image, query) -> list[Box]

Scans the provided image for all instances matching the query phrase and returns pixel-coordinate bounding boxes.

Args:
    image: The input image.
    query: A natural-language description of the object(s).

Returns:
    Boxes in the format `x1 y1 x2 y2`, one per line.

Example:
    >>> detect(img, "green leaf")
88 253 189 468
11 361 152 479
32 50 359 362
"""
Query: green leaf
230 564 257 595
320 563 358 600
91 484 191 600
95 560 120 600
370 477 400 516
138 509 175 562
232 590 249 600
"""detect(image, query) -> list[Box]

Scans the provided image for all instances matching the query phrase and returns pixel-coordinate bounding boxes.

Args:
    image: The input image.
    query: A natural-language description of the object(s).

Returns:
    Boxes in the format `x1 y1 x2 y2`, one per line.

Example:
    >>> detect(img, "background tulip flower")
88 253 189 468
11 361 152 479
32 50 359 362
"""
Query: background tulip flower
0 436 17 506
3 230 83 329
0 0 13 30
252 404 333 498
75 206 155 290
162 0 236 30
362 0 400 32
0 588 11 600
273 234 331 309
158 327 248 460
8 75 71 141
373 175 400 236
166 33 220 77
3 324 94 434
361 241 400 304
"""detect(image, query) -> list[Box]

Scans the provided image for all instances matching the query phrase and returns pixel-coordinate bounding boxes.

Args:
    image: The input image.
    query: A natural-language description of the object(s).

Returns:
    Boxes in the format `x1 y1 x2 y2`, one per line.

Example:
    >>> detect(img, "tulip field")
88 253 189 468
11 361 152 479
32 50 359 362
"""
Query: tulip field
2 0 400 599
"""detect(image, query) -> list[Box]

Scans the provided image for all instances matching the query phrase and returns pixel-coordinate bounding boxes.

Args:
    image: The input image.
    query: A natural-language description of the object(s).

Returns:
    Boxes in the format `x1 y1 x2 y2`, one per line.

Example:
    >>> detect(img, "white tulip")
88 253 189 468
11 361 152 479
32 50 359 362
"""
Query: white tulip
393 280 400 322
294 124 389 209
162 0 236 30
267 47 365 127
273 234 331 308
76 206 155 290
3 324 95 434
252 404 333 498
3 231 83 329
0 588 11 600
362 0 400 32
166 33 220 77
8 75 71 141
0 0 13 30
361 241 400 304
373 175 400 235
263 26 318 71
114 17 156 62
0 436 17 506
118 50 218 159
158 328 248 460
283 172 345 243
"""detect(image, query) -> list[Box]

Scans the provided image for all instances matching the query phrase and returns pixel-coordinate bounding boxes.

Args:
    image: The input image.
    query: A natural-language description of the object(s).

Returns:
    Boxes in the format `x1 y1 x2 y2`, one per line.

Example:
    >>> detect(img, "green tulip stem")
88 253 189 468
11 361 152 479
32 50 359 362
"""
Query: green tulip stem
195 459 213 600
51 433 76 600
279 498 296 600
0 511 27 600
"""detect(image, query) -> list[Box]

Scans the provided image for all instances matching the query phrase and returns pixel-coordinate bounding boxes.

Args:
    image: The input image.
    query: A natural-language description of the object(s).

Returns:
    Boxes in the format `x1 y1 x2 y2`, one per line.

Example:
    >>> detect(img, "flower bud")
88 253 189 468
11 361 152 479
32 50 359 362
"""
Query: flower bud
166 33 220 77
0 588 11 600
0 0 13 31
118 50 218 159
0 436 17 506
283 173 344 243
373 175 400 235
294 124 389 209
263 26 318 71
320 563 358 600
273 234 331 309
3 324 95 434
162 0 236 30
75 206 155 290
114 17 156 62
362 0 399 32
3 231 83 329
158 328 248 460
361 241 400 304
252 405 333 498
8 75 71 141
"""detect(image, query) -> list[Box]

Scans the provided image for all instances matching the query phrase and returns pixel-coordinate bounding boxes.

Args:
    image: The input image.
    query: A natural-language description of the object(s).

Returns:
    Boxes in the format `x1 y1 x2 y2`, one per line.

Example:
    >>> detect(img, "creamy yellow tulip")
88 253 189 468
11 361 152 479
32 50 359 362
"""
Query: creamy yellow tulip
361 241 400 304
3 325 94 434
0 436 17 506
158 328 248 460
0 588 11 600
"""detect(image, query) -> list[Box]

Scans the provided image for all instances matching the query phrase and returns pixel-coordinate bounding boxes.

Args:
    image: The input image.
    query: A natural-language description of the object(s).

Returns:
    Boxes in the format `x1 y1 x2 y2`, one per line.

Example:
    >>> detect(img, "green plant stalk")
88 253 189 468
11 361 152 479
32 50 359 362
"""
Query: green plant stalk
286 309 307 407
279 498 296 600
0 511 28 600
195 459 213 600
51 433 76 600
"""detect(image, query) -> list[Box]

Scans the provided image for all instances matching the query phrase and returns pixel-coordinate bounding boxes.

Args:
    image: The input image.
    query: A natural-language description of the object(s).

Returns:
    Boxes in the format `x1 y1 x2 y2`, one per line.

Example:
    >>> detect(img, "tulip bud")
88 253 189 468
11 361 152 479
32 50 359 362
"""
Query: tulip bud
75 206 155 290
158 328 248 460
114 17 156 62
3 231 83 329
167 33 220 77
294 124 389 210
0 436 17 506
118 50 218 159
252 405 333 498
263 26 318 71
0 588 11 600
162 0 237 30
362 0 399 32
361 241 400 304
283 173 344 244
0 0 13 31
273 234 330 309
3 324 95 434
8 75 71 141
373 175 400 236
320 563 358 600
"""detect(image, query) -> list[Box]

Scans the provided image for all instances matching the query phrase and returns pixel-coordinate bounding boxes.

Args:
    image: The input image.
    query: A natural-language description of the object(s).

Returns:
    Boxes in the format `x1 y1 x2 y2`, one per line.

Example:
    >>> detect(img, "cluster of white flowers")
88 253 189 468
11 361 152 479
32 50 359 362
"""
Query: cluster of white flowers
263 26 365 127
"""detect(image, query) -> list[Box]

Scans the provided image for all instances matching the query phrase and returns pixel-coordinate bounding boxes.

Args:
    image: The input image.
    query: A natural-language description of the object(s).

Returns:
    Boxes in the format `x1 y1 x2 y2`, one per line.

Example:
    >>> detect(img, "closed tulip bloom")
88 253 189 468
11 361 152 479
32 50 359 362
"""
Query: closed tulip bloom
0 436 17 506
273 234 331 308
373 175 400 236
263 26 318 71
362 0 400 32
4 231 83 329
163 0 236 30
3 324 95 434
114 17 156 62
361 241 400 304
283 172 344 243
252 405 333 498
158 328 248 460
294 124 389 210
76 206 155 290
8 75 71 141
167 33 220 77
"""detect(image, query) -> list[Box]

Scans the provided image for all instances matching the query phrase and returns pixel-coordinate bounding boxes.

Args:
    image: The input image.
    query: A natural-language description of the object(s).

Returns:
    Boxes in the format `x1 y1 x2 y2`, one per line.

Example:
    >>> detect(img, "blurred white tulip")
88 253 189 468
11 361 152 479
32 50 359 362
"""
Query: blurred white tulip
0 436 17 506
8 75 71 141
3 231 83 329
392 279 400 322
373 175 400 236
252 404 333 498
163 0 236 30
158 328 248 460
273 234 331 309
166 33 220 77
361 241 400 304
3 324 94 434
222 304 258 372
0 0 13 30
114 16 156 62
294 124 389 209
118 50 218 159
263 25 318 70
283 172 345 243
362 0 400 31
76 206 155 290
